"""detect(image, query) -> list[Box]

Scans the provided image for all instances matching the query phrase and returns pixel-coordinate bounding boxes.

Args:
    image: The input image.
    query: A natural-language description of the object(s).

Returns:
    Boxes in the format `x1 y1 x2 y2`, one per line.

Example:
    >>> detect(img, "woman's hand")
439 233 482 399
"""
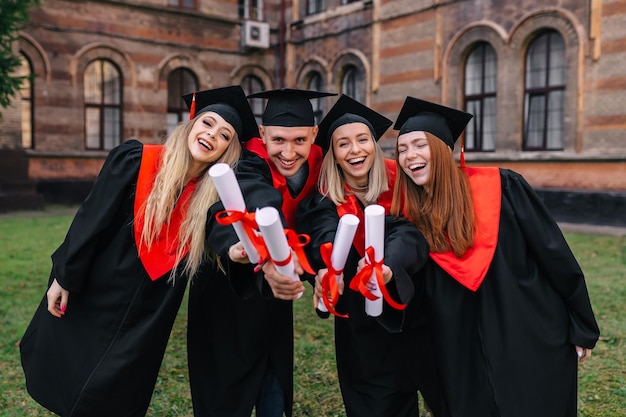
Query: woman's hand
575 346 592 363
356 258 394 288
314 268 344 308
228 242 250 264
47 278 69 318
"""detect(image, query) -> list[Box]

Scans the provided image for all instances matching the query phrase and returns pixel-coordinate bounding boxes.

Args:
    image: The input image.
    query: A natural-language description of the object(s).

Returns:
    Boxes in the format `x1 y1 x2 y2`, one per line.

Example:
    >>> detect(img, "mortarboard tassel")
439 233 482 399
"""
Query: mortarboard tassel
189 92 197 120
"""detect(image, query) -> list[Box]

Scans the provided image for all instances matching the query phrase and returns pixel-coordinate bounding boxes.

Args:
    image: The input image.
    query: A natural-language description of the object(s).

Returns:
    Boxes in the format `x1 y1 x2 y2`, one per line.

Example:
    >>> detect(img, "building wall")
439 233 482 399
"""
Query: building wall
4 0 626 209
281 1 626 192
15 0 273 180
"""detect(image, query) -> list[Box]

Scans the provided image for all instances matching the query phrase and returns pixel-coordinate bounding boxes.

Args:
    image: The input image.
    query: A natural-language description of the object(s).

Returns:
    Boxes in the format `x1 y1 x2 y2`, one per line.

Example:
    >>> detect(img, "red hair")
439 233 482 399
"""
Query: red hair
391 133 475 256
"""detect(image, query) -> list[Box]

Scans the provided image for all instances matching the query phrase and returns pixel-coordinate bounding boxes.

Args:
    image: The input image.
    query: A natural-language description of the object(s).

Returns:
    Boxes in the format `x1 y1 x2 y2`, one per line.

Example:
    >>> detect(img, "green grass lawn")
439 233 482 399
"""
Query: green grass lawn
0 208 624 416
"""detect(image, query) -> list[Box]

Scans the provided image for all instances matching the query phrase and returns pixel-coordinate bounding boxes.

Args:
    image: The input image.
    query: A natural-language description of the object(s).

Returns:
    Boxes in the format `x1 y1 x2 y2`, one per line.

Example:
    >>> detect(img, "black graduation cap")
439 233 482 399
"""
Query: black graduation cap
247 88 336 127
182 85 259 142
393 96 473 149
315 94 393 154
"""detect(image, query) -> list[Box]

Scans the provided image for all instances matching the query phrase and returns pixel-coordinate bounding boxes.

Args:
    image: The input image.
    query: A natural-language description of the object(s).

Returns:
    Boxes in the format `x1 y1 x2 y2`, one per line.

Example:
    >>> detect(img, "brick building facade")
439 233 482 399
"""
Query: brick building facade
2 0 625 224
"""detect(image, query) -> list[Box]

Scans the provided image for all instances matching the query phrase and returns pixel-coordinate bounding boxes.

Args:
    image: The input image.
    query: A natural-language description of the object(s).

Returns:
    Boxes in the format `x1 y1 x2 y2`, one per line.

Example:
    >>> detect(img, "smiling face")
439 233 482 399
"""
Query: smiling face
260 124 318 178
397 131 431 186
331 122 376 187
187 111 236 173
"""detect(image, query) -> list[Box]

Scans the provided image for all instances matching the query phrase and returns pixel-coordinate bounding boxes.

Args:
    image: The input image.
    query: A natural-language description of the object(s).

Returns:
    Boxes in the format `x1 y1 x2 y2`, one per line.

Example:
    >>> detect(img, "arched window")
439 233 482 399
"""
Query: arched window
241 74 265 125
84 59 122 150
464 42 497 152
341 65 363 102
18 53 34 149
167 68 198 136
523 30 566 150
307 72 324 124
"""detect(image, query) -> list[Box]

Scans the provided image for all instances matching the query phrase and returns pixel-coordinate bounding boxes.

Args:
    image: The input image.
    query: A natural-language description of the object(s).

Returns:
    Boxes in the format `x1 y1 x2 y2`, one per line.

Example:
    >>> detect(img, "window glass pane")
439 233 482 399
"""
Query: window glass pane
341 66 362 102
525 95 545 148
484 46 497 93
103 108 120 150
183 0 195 7
86 108 100 149
526 35 548 88
241 75 264 125
18 54 33 149
548 33 566 87
84 62 102 103
482 97 496 151
465 48 483 96
308 72 323 124
546 90 564 149
465 99 480 150
103 61 120 105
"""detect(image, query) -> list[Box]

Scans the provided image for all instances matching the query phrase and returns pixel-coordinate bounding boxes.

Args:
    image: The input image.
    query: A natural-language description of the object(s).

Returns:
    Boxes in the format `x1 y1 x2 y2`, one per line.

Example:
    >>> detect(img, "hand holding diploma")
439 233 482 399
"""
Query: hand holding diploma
364 205 384 317
209 163 261 264
317 214 360 316
256 207 305 300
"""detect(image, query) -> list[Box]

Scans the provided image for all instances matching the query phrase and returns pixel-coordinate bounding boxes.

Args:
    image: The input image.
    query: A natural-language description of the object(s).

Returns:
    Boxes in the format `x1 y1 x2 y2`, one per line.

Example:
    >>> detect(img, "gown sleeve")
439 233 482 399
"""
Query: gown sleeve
51 139 143 293
501 169 600 348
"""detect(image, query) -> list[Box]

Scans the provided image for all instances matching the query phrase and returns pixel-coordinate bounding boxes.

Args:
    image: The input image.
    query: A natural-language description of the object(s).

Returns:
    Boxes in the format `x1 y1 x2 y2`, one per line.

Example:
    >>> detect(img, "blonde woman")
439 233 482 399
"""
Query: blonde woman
20 85 258 417
297 95 446 417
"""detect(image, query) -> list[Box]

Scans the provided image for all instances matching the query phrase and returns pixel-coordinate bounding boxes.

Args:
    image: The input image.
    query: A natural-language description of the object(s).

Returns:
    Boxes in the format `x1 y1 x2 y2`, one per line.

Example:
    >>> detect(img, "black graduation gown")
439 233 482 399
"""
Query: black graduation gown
423 169 600 417
296 193 433 417
188 148 313 417
20 140 188 417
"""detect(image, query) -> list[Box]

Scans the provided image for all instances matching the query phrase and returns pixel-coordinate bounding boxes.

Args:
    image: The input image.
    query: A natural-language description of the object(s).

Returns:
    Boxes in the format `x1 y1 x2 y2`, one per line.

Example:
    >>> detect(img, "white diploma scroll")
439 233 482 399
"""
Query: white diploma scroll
208 163 260 264
318 214 360 312
255 206 303 299
364 204 385 317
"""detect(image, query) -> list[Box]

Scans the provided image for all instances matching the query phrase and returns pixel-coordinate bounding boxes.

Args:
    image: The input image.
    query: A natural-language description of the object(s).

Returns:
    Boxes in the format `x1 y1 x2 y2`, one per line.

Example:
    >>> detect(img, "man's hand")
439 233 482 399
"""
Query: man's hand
261 261 305 300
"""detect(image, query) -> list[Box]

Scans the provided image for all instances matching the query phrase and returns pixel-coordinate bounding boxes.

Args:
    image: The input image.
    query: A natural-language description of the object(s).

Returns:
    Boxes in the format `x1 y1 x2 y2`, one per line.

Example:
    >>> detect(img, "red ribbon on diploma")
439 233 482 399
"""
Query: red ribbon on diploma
284 229 315 276
215 209 269 264
216 210 315 276
349 246 407 311
319 242 349 318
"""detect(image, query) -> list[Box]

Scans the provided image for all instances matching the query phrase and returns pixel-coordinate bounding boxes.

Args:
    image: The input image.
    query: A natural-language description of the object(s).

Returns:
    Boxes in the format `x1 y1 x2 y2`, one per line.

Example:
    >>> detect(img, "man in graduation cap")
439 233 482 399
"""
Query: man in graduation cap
390 96 600 417
193 88 336 417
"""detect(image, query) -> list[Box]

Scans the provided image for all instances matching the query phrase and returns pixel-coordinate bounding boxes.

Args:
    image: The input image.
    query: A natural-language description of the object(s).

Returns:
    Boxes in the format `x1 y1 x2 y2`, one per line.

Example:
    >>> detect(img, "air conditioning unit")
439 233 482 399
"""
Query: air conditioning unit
242 20 270 49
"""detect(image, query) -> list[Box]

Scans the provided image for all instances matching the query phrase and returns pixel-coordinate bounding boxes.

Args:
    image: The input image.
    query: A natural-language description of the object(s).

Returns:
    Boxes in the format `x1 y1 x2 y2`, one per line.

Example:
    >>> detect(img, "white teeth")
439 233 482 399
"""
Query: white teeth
348 157 365 164
410 163 425 170
280 158 296 166
198 138 213 151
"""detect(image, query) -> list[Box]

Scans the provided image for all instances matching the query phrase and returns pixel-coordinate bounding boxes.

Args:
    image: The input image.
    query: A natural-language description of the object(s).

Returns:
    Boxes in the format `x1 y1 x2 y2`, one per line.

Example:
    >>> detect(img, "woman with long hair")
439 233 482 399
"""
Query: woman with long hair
391 96 600 417
297 95 447 417
20 85 258 417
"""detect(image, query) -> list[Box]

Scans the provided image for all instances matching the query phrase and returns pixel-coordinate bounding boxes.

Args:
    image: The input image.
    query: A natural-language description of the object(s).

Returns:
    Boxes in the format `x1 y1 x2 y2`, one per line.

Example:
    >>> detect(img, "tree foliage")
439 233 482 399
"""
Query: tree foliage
0 0 40 118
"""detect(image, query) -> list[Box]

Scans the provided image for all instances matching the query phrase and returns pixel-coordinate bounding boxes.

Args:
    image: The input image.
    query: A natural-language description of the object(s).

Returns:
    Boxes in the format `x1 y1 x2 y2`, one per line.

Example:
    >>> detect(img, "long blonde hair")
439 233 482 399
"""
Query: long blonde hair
391 133 474 256
319 135 388 205
140 116 242 281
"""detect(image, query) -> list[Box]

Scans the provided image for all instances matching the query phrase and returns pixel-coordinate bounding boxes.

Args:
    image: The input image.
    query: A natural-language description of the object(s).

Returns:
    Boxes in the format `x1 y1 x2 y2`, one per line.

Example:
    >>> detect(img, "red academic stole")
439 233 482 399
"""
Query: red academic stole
133 144 197 280
429 166 501 291
245 137 323 229
336 159 396 258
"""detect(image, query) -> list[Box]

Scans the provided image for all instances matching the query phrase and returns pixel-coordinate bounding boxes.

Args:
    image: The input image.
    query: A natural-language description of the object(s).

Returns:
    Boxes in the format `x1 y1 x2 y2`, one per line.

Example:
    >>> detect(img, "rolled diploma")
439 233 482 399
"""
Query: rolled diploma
318 213 360 312
364 204 385 317
208 163 260 264
255 206 302 299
